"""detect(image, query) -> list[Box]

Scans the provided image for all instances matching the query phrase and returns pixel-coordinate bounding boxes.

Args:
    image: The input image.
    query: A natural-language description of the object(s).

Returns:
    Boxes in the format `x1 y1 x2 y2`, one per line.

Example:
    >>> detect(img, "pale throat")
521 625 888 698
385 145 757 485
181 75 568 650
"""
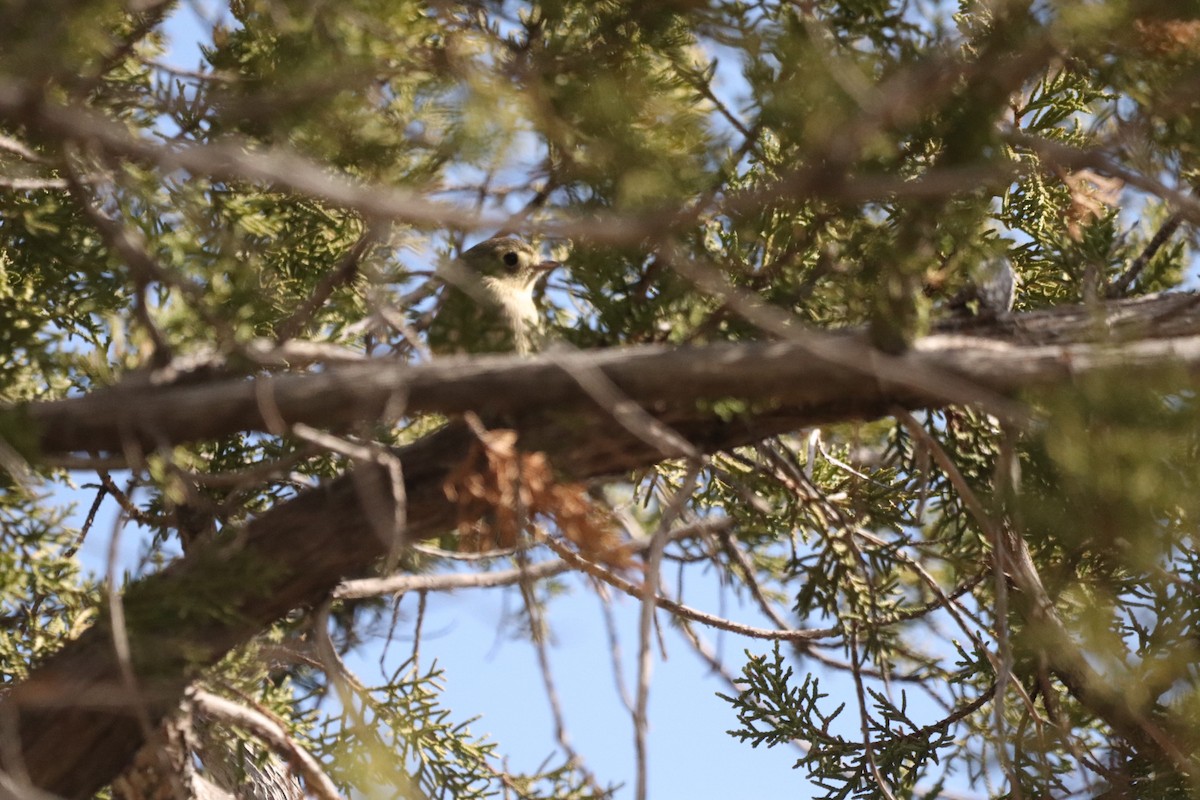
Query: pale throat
482 273 544 354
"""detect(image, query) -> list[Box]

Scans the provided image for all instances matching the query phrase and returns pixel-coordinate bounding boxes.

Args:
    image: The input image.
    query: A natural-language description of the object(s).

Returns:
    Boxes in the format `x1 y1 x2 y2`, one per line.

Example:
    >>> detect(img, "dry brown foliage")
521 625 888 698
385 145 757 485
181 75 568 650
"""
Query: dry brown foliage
1060 167 1124 241
442 427 632 569
1134 18 1200 56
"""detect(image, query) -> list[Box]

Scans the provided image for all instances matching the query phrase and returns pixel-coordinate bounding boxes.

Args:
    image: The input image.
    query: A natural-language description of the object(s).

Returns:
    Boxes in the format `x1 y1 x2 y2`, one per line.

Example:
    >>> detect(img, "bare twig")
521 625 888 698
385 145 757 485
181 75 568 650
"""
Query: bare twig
517 563 604 791
242 339 370 367
285 424 408 560
544 345 700 459
67 483 109 558
0 176 67 189
191 689 344 800
848 623 900 800
334 556 573 599
598 591 636 715
658 245 1031 425
0 133 47 163
635 459 701 800
1108 212 1184 298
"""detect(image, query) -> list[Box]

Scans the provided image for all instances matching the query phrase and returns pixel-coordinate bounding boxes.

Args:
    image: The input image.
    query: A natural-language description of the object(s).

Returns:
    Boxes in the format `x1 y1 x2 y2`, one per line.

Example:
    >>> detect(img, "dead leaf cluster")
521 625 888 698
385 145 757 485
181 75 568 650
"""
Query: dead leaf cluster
442 428 632 569
1134 18 1200 56
1060 167 1124 241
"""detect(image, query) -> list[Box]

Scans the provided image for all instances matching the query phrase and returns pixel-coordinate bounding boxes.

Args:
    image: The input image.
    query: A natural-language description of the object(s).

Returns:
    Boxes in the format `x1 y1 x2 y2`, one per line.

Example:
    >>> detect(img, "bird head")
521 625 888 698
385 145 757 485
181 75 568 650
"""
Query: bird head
430 236 561 355
456 237 560 291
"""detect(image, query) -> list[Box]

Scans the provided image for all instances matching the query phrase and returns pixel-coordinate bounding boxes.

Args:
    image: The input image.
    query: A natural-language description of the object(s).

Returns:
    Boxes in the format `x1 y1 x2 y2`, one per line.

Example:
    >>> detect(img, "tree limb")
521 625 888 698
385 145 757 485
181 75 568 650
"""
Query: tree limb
21 291 1200 459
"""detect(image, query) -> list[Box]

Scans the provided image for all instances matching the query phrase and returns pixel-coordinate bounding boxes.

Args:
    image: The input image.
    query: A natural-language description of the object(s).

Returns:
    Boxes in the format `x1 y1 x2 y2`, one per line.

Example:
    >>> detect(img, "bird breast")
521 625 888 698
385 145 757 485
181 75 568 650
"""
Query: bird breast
482 275 543 354
483 275 539 326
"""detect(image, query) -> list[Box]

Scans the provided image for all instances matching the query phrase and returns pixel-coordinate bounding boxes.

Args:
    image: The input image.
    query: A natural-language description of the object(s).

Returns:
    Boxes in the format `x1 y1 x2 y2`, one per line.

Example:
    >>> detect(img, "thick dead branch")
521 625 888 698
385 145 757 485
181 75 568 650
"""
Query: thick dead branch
21 291 1200 459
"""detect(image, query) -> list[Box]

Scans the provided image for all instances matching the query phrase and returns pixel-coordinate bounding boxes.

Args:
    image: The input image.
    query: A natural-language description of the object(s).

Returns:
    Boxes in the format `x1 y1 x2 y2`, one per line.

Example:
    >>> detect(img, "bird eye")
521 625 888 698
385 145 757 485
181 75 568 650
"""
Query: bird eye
502 251 520 270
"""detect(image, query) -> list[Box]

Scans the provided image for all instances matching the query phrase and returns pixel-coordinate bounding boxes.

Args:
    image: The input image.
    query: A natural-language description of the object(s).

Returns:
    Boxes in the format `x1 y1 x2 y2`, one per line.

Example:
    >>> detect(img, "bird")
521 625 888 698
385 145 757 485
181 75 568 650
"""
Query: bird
946 255 1017 318
974 255 1016 316
426 237 560 356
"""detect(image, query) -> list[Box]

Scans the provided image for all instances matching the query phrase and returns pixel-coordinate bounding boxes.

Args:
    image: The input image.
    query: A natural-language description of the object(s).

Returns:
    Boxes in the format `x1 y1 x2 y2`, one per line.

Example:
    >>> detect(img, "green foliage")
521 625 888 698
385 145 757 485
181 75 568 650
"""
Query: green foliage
0 490 98 682
310 659 610 799
722 644 961 798
3 0 1200 797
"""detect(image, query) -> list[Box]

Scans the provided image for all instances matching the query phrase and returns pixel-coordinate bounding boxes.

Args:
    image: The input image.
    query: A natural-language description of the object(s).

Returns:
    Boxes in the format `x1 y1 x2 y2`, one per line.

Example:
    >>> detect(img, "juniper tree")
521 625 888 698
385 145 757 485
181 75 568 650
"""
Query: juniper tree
2 1 1200 799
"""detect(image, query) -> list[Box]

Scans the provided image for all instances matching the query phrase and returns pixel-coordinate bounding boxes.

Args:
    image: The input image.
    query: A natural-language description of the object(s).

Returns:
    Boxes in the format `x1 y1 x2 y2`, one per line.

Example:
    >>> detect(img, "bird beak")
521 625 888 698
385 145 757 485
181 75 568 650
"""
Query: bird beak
535 259 561 273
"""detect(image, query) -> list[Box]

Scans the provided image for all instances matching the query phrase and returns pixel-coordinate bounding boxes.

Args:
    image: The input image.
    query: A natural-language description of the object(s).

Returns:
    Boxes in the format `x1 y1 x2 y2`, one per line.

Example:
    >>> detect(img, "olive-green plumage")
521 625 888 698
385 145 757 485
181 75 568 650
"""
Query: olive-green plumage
427 237 558 355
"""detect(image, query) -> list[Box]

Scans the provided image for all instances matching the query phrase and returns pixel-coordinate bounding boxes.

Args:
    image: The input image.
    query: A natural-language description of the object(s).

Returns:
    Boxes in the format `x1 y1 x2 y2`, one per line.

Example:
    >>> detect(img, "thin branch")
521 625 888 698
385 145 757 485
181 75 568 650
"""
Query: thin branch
67 483 109 558
992 428 1020 797
0 134 47 163
334 557 573 599
141 59 235 83
635 460 701 800
517 562 603 792
541 537 838 643
1108 212 1184 298
892 412 1044 728
545 345 701 460
0 177 67 189
184 444 324 489
598 591 636 715
719 533 792 631
242 339 371 367
849 623 900 800
190 689 344 800
283 423 408 563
